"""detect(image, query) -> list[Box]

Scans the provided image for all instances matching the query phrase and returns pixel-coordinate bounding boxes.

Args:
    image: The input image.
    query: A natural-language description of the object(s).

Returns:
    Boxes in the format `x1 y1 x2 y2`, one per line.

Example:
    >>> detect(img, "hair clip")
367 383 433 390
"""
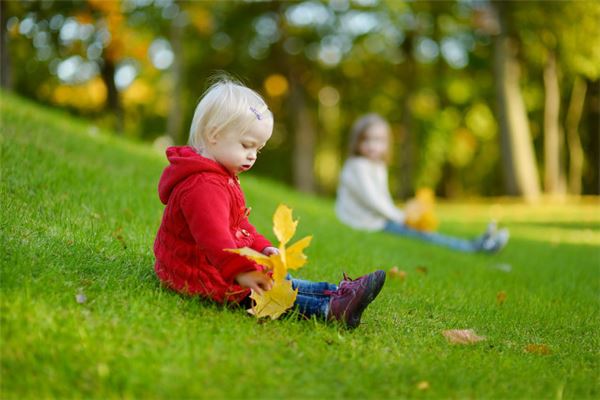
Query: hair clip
249 106 262 120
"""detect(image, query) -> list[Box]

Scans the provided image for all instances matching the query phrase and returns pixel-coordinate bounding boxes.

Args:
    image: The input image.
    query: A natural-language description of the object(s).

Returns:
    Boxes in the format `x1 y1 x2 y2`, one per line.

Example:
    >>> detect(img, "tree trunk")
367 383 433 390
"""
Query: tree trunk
0 0 11 89
397 32 416 200
492 3 541 200
167 9 184 144
100 59 123 134
289 73 316 193
543 51 564 195
565 77 587 195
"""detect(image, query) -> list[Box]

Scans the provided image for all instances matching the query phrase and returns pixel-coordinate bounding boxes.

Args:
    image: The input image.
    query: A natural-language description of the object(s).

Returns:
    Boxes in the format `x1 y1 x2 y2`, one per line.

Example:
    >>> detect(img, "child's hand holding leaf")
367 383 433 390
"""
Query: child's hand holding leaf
227 204 312 319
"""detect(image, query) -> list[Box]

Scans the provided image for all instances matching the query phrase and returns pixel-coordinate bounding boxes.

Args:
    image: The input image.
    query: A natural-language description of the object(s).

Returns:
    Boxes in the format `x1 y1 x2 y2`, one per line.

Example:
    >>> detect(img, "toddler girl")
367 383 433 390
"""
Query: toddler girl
335 113 509 253
153 78 385 328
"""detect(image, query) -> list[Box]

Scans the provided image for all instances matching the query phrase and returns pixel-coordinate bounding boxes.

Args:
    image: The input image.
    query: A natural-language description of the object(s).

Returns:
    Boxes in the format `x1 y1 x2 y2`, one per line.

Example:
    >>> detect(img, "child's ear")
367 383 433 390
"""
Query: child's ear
206 127 220 145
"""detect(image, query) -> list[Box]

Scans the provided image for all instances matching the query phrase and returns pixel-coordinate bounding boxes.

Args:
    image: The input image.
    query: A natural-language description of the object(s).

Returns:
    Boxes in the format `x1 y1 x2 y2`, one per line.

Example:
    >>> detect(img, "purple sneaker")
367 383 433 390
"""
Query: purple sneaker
326 270 386 329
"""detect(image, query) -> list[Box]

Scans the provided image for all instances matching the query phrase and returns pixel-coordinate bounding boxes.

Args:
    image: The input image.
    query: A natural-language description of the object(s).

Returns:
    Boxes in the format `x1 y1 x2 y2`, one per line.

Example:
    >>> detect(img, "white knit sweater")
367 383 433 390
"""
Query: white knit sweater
335 156 405 231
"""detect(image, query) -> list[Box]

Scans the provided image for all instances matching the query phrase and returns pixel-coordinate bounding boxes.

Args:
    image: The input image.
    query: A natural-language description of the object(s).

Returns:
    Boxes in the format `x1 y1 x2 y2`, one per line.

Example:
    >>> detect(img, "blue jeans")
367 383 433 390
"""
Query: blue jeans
287 275 338 319
383 220 479 253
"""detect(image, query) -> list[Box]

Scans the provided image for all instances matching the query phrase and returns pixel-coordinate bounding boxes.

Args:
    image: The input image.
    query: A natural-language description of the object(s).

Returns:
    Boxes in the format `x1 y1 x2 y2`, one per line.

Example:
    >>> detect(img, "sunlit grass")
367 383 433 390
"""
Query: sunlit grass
1 92 599 399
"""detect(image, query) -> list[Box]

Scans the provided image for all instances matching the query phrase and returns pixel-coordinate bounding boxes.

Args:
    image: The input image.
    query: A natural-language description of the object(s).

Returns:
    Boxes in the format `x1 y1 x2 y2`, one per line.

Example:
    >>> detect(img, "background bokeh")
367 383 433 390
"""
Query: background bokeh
2 0 599 199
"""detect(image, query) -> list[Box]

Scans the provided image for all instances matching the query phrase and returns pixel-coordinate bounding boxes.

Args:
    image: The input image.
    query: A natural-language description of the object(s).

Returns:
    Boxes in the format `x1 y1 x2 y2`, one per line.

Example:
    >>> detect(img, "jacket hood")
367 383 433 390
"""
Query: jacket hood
158 146 231 204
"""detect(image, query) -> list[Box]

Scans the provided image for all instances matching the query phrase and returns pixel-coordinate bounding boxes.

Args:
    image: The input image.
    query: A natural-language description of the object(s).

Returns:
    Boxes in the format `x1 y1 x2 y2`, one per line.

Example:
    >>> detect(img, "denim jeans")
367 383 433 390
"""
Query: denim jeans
383 220 479 253
287 274 338 319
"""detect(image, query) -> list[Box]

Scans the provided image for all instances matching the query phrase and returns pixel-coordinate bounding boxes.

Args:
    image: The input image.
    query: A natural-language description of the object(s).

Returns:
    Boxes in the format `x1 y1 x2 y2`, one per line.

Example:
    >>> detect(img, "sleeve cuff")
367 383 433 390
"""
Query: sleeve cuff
220 254 259 284
251 235 272 253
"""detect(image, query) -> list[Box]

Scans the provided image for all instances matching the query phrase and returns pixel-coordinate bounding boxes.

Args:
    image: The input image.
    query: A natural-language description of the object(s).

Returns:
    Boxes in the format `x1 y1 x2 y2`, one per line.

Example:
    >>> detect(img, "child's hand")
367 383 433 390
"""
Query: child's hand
235 270 273 295
262 246 279 256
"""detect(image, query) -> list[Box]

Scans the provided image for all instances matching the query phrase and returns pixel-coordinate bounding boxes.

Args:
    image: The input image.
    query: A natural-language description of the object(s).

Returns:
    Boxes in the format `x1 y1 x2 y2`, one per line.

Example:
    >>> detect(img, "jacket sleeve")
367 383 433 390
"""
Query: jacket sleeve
343 160 405 223
240 217 272 252
180 180 258 284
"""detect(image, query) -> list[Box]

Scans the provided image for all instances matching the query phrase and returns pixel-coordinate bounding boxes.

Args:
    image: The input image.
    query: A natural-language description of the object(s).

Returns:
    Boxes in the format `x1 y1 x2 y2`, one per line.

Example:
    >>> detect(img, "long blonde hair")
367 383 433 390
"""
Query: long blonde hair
347 113 391 163
188 75 272 151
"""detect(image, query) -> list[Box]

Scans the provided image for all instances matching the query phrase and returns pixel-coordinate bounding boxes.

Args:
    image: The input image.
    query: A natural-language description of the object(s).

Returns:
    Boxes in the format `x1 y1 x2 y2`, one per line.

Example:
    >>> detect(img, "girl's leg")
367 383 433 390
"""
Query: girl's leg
286 274 338 319
287 274 338 295
383 220 478 252
293 293 330 319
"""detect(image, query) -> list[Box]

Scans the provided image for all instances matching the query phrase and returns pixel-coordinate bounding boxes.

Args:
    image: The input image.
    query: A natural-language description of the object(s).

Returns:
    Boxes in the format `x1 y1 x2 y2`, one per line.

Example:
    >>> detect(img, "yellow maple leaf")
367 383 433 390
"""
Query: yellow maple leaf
283 235 312 270
273 204 298 246
226 204 311 319
404 188 439 232
416 187 435 204
248 279 298 320
227 247 272 266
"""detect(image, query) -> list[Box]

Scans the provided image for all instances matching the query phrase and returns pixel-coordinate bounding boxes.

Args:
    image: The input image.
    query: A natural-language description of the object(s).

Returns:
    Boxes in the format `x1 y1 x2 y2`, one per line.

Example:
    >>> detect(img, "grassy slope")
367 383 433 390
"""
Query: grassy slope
1 92 599 399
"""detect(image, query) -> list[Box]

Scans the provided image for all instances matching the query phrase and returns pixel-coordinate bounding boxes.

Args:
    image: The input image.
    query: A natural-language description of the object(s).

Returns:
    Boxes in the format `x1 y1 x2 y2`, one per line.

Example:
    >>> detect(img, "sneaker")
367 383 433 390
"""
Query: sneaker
338 271 384 294
480 228 510 253
484 220 498 237
326 270 386 329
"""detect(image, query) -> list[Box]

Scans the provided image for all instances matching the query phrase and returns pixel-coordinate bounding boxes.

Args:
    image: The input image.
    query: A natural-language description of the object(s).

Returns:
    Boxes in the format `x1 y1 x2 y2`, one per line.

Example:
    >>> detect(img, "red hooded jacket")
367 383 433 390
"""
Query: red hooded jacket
153 146 272 303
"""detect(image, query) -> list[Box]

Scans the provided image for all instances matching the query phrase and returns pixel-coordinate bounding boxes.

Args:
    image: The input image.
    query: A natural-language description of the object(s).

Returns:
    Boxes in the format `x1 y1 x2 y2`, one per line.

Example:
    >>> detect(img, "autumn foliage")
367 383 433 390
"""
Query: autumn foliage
227 205 311 319
404 188 439 232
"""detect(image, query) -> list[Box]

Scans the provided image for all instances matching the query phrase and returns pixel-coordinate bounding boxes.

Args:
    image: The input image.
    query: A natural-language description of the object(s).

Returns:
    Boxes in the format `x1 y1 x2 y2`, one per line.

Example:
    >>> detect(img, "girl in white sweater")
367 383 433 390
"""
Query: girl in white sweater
335 114 508 253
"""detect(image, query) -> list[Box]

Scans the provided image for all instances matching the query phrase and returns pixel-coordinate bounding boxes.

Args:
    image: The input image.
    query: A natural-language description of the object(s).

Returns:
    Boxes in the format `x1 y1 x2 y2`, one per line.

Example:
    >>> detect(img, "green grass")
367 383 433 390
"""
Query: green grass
1 91 599 399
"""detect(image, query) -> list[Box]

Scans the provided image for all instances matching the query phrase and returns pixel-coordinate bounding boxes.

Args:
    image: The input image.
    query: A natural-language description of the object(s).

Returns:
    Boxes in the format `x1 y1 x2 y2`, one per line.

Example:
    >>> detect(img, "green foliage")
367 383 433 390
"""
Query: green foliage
6 1 600 196
2 93 600 399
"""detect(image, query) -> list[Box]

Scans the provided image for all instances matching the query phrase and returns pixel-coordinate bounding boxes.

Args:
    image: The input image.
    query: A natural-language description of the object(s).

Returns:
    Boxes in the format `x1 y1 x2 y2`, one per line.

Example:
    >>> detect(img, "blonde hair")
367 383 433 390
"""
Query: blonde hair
347 113 391 162
188 76 272 151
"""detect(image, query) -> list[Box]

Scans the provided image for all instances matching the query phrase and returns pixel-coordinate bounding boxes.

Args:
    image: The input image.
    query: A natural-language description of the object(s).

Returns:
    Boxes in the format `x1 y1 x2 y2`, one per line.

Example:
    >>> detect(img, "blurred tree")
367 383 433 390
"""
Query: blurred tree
166 0 184 144
565 76 587 195
512 1 600 195
1 0 11 88
489 1 541 200
4 0 598 198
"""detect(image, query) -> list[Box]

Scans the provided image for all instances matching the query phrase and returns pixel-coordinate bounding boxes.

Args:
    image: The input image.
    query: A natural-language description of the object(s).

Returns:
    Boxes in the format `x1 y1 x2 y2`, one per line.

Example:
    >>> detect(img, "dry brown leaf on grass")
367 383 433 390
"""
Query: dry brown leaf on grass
496 291 507 305
525 344 551 355
442 329 486 344
415 266 428 275
388 266 407 281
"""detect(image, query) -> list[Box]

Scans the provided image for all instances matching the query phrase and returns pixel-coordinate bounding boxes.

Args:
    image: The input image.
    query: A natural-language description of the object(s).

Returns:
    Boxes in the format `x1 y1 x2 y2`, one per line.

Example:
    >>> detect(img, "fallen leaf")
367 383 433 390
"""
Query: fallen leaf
443 329 486 344
112 227 127 249
388 266 406 281
416 381 430 391
496 291 507 305
525 344 551 355
416 266 428 275
248 279 297 320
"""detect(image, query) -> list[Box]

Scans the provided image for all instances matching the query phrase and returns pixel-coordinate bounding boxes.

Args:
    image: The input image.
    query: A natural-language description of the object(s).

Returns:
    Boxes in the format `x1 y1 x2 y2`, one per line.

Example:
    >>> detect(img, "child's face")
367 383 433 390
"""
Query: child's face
359 122 389 161
206 118 273 175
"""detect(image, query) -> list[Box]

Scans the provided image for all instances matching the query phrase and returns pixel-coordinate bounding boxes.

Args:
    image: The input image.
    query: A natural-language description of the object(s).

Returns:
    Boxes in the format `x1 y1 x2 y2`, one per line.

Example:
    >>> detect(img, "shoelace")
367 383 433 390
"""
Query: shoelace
323 285 354 298
342 272 354 282
323 272 358 297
